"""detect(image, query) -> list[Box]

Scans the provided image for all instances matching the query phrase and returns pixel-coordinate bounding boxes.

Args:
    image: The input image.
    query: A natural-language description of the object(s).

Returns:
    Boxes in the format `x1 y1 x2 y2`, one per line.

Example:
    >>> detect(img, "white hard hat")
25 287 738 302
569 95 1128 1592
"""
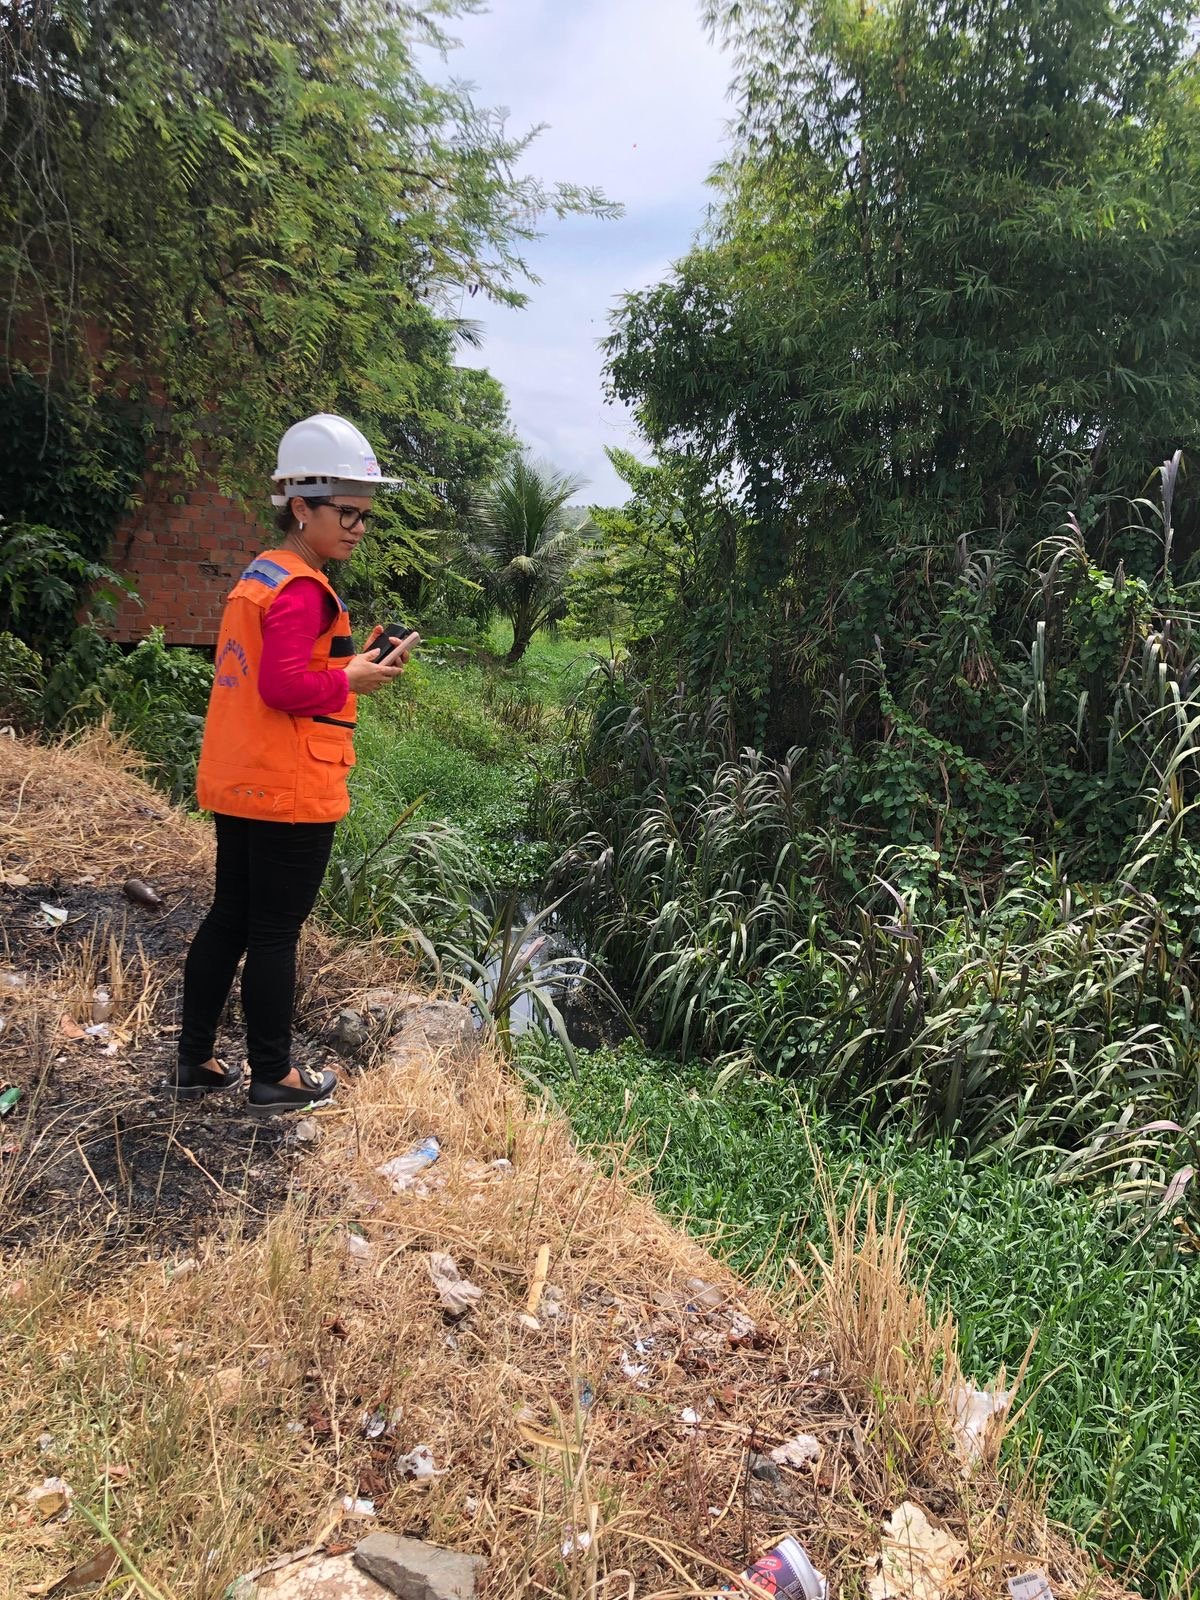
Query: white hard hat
270 413 403 507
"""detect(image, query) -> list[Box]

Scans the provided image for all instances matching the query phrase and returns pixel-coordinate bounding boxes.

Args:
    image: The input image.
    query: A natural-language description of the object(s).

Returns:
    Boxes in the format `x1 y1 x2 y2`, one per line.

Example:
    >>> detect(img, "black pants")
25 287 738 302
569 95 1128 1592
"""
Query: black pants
178 813 335 1082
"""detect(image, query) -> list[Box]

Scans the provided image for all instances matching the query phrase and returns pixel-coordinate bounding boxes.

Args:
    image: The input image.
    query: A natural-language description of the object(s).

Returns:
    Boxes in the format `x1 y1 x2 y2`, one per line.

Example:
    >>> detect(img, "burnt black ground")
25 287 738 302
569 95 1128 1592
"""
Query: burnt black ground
0 882 330 1251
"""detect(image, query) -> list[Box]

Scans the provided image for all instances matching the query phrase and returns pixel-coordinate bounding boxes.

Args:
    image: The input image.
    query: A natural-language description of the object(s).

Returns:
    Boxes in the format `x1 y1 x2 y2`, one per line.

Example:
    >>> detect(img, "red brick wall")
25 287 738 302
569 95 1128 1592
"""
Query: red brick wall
107 477 268 647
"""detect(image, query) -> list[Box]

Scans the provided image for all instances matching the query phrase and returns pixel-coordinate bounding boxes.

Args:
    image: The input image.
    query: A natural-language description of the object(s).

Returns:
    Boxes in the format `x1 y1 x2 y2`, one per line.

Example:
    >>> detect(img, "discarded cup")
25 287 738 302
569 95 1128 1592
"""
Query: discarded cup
723 1536 826 1599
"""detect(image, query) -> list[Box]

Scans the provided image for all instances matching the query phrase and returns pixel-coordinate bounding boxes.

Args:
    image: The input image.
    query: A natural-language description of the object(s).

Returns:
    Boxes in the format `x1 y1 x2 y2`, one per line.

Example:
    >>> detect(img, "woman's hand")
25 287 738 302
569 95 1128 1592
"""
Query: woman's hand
344 637 413 695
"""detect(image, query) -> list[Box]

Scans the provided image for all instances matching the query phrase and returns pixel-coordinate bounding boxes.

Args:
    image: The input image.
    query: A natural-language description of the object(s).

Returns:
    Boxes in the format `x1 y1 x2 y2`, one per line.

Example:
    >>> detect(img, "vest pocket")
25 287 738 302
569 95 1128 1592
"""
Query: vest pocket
306 734 356 767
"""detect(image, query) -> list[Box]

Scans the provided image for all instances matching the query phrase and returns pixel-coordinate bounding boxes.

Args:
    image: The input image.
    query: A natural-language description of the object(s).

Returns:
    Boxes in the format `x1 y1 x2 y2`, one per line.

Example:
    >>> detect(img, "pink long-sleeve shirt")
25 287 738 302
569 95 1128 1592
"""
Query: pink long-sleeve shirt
259 578 350 717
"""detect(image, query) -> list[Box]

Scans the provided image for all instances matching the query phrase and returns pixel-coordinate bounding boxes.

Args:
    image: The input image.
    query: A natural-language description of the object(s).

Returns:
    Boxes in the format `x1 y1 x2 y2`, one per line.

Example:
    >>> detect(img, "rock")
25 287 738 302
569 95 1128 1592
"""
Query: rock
363 988 419 1026
382 1001 477 1072
328 1007 370 1056
253 1552 393 1599
354 1533 485 1600
747 1450 781 1484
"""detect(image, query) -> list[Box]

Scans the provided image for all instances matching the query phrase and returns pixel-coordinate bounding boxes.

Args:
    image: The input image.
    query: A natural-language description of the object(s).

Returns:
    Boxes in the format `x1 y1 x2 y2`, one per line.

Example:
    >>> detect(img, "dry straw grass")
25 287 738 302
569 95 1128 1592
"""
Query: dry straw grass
0 734 1136 1599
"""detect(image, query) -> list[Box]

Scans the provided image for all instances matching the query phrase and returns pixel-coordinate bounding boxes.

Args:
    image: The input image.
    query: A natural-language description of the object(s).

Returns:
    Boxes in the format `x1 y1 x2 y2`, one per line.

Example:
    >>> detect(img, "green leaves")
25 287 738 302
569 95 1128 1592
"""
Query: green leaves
461 457 586 664
1 1 613 514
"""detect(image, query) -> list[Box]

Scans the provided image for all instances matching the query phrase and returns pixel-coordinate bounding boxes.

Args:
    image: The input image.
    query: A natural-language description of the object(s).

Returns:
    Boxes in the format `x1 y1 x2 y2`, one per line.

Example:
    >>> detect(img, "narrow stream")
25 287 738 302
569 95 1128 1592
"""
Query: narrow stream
474 890 630 1049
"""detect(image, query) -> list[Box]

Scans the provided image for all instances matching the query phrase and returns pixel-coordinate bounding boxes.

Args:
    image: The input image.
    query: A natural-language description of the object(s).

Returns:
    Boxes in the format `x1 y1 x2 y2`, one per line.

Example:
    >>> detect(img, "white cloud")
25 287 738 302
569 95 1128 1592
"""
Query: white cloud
427 0 732 503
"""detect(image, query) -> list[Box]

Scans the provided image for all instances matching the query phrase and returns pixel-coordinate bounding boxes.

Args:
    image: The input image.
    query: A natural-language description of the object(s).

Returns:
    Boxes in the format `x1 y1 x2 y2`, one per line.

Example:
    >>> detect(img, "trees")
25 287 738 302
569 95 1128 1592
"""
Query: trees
0 0 615 527
462 458 586 664
607 0 1200 603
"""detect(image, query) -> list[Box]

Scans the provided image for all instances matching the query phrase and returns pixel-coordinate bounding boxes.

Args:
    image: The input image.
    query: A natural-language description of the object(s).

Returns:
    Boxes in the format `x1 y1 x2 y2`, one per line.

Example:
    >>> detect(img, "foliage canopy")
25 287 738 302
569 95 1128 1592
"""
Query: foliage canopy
608 0 1200 606
1 0 615 527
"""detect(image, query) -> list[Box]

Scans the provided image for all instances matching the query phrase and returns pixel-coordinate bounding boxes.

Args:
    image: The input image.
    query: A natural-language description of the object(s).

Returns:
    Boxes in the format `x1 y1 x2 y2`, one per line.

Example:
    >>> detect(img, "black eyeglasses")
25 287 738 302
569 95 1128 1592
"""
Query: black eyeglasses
309 499 373 531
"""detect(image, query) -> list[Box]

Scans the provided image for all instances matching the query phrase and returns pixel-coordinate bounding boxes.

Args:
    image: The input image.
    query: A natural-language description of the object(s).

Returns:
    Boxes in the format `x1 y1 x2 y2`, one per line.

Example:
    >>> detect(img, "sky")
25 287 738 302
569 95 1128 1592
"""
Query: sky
426 1 733 505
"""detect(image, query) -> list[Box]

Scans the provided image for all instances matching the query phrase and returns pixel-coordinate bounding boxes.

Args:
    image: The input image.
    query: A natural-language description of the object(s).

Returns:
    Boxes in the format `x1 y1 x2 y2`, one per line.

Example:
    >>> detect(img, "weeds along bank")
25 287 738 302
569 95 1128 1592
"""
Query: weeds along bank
0 733 1131 1600
520 1039 1200 1596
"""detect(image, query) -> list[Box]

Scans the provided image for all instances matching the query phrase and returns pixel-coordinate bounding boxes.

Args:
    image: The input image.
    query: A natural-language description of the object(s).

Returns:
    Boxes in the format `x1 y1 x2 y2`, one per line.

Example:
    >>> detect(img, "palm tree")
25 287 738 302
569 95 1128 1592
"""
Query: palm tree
463 457 585 665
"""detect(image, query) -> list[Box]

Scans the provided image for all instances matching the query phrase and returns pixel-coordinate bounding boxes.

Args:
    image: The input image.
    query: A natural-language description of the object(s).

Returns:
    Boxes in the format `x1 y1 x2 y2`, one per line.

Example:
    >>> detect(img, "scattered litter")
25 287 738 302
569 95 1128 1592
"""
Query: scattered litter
0 1086 21 1117
465 1495 480 1515
526 1243 551 1317
444 1332 459 1351
0 970 26 989
122 877 163 909
578 1380 595 1409
516 1312 541 1332
619 1351 647 1380
1007 1574 1054 1600
686 1276 724 1311
344 1231 372 1262
39 903 68 927
26 1476 72 1521
376 1135 440 1192
91 986 113 1023
212 1366 243 1408
947 1378 1013 1467
290 1117 320 1145
84 1022 109 1038
680 1406 701 1435
770 1434 823 1471
341 1495 376 1516
361 1408 388 1439
58 1014 86 1041
561 1526 592 1559
729 1535 826 1599
748 1451 781 1484
429 1251 483 1315
168 1257 198 1279
26 1545 117 1596
728 1309 758 1343
37 1433 54 1453
396 1443 443 1480
868 1502 965 1600
286 1421 305 1434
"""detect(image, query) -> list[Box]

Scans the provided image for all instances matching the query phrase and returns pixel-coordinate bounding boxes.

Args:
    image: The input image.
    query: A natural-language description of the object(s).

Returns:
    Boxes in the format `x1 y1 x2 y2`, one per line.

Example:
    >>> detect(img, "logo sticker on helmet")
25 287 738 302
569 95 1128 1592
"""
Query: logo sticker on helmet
362 454 381 478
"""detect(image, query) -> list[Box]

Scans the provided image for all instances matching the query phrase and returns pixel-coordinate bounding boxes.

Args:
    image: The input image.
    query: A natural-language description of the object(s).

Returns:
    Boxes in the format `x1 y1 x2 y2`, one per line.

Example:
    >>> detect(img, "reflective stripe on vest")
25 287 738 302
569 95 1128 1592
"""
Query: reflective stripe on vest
195 547 358 823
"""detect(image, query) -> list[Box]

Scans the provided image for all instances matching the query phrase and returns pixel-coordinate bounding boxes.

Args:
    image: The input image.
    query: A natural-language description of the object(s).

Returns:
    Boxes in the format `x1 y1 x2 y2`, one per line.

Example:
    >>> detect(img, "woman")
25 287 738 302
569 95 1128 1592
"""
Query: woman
174 413 414 1113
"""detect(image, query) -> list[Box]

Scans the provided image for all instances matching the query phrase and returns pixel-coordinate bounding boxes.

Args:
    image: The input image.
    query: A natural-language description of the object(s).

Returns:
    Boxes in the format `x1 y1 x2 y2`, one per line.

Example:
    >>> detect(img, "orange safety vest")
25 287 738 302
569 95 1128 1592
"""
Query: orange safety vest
196 548 358 823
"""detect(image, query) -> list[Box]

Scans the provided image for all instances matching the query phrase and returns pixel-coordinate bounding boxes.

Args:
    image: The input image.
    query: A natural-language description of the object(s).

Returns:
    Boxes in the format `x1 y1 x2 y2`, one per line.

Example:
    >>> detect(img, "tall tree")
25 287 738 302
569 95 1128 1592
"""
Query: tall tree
463 457 585 664
0 0 616 538
607 0 1200 601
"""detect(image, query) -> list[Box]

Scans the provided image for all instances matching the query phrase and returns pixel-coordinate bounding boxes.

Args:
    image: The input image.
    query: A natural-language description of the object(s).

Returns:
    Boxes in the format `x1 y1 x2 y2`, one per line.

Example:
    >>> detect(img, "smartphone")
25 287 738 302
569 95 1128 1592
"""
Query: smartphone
365 622 420 661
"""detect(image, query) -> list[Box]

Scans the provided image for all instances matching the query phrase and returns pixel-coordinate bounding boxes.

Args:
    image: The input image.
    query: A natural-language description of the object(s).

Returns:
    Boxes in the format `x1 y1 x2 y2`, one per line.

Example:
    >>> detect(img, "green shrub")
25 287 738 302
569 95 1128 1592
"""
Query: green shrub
0 631 46 730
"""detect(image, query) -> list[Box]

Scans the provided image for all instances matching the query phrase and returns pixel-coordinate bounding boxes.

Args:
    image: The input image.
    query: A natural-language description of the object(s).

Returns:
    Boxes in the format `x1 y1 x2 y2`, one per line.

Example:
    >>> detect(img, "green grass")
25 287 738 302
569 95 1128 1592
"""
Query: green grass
518 1036 1200 1599
331 628 606 900
482 619 616 705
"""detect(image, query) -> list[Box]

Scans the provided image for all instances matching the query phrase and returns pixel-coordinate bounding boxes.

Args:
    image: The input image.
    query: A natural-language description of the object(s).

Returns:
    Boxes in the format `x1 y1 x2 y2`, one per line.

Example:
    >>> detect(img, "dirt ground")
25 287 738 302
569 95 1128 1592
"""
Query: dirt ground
0 878 332 1249
0 732 1141 1600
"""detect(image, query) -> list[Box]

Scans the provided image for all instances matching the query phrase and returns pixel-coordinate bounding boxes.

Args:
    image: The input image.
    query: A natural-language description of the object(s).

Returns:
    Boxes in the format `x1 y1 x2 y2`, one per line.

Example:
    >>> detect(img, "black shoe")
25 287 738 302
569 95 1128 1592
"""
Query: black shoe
247 1065 336 1116
174 1058 242 1099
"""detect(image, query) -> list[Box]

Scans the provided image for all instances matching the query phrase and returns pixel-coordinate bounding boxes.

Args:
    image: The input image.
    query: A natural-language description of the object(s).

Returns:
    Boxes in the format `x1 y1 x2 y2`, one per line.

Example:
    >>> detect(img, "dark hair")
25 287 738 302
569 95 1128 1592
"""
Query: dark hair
274 494 330 535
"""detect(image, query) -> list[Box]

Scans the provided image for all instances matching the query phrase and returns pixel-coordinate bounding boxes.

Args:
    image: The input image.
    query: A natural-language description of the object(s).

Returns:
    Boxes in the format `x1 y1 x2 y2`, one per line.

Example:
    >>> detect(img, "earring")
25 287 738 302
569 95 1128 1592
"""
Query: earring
298 521 306 531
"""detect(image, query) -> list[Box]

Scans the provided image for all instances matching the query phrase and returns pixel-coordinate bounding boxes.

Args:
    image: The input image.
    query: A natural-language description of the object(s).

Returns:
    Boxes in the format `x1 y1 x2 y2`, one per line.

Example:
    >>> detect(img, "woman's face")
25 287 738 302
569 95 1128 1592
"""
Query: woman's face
291 494 374 563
